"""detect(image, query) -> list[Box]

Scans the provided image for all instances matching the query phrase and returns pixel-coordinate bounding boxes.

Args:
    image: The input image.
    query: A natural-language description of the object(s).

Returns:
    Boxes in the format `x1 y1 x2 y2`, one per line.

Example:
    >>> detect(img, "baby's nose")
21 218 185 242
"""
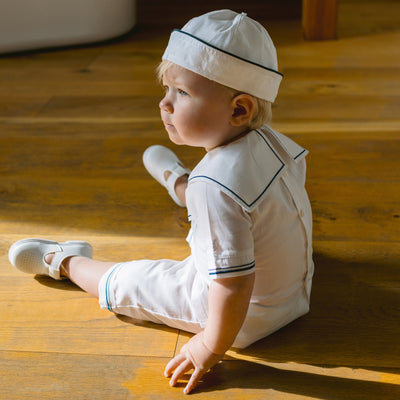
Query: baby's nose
159 98 173 113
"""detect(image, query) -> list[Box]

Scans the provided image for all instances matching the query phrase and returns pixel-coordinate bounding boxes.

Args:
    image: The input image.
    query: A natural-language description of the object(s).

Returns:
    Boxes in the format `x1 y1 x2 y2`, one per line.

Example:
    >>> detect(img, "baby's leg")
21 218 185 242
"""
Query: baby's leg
97 257 208 333
45 254 115 298
165 172 188 206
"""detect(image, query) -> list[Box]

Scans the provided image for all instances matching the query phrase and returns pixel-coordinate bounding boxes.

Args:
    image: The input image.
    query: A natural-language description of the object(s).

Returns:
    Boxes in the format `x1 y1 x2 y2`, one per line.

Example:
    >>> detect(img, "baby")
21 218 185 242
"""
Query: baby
9 10 314 394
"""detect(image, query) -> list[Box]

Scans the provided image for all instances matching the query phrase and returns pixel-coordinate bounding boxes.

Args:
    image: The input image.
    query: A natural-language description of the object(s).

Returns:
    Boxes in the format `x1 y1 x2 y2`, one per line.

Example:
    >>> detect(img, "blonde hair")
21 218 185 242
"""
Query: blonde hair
157 60 272 129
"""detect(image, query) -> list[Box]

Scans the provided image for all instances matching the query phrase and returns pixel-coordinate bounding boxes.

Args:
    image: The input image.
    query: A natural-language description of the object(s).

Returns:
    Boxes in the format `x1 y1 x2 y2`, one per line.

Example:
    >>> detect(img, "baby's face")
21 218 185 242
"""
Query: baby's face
159 64 239 150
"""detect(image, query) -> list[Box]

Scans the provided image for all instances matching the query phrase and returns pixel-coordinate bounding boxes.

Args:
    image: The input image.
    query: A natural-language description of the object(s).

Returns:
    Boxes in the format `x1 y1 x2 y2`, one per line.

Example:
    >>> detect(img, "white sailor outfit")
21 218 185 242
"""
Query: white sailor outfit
98 126 314 348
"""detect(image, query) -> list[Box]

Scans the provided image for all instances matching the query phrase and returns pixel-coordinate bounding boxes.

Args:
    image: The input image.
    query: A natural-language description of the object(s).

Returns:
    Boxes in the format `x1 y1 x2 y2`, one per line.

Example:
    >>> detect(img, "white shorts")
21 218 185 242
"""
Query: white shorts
98 255 209 334
98 255 310 349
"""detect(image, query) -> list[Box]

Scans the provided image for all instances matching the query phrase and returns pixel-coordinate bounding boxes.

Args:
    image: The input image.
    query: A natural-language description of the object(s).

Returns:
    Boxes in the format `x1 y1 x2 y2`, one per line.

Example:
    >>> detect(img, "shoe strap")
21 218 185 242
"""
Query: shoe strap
165 163 191 207
47 244 83 280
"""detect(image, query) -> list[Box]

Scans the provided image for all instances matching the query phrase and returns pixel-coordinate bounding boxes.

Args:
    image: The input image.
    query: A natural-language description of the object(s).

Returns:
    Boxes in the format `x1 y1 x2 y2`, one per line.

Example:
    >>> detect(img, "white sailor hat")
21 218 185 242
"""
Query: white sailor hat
162 9 283 102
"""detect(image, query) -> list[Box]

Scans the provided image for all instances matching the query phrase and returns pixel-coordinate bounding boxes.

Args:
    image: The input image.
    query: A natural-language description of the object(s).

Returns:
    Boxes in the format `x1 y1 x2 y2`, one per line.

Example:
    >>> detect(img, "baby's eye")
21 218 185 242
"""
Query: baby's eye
178 89 188 96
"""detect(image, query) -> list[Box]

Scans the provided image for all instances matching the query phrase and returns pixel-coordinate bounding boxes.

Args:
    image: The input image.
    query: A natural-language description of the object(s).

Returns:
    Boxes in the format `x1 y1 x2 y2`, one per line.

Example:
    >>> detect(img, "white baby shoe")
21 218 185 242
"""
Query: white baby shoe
143 145 191 207
8 238 93 280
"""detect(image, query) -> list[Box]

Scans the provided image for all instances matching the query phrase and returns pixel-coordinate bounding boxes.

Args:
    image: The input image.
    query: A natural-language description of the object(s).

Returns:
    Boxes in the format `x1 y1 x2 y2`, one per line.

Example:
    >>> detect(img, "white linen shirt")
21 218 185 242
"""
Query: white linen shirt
185 126 314 316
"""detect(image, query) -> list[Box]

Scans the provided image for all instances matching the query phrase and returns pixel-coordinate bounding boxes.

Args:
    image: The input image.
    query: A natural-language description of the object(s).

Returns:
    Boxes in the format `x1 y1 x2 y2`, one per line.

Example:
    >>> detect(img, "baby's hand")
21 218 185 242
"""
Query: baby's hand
164 331 224 394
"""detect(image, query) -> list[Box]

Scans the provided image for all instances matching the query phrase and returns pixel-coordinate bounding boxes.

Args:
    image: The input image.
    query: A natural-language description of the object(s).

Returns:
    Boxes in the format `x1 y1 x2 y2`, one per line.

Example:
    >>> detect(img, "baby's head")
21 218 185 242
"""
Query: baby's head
159 10 283 130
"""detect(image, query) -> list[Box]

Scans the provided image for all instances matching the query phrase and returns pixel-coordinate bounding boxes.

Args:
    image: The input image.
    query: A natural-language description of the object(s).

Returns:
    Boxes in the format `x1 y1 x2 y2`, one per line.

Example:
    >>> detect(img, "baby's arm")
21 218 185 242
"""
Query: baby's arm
165 272 255 394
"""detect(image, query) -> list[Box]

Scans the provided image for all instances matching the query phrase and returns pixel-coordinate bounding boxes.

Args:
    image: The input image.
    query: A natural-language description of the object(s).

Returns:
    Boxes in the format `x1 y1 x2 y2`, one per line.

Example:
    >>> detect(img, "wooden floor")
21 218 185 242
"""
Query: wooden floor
1 1 399 398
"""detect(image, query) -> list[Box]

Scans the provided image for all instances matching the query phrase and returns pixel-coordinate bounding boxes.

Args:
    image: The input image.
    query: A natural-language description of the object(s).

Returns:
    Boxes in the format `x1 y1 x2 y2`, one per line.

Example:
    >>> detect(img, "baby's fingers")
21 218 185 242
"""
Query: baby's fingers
164 354 186 378
169 358 193 387
184 368 204 395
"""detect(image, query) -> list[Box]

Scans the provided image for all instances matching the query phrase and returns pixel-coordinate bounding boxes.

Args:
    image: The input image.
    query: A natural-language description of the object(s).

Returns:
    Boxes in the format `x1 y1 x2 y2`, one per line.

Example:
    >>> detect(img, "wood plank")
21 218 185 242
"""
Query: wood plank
277 30 400 68
308 184 400 242
1 118 399 135
0 177 191 237
273 94 400 121
37 96 161 119
1 124 399 180
338 0 400 38
0 269 179 357
0 173 398 241
0 96 50 117
0 66 161 98
2 351 399 400
0 351 155 400
1 177 398 242
280 68 400 97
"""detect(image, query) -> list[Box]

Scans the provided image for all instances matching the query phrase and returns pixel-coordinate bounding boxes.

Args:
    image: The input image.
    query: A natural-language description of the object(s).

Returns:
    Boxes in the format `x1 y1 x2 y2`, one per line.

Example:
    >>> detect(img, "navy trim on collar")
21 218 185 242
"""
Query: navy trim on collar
188 130 285 209
294 149 307 160
265 125 307 160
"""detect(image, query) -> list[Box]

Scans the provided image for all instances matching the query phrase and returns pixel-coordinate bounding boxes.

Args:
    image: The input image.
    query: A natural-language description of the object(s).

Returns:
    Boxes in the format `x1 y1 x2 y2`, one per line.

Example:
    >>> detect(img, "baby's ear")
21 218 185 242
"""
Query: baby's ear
230 94 255 127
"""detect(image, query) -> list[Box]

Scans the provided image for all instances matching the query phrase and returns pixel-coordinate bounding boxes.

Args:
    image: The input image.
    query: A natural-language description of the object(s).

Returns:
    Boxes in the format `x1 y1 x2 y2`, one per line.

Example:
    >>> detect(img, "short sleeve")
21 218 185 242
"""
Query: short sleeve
186 180 255 280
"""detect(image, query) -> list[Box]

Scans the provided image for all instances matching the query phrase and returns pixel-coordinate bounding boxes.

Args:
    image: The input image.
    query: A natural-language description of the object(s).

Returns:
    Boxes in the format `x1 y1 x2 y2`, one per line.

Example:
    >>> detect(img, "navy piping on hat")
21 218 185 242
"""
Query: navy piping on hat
172 29 284 78
209 261 255 276
189 130 289 208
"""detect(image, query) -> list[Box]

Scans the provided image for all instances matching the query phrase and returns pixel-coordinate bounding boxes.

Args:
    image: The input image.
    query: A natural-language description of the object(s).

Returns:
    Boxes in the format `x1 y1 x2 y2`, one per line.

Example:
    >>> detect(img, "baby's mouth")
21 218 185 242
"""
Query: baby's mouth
163 121 174 130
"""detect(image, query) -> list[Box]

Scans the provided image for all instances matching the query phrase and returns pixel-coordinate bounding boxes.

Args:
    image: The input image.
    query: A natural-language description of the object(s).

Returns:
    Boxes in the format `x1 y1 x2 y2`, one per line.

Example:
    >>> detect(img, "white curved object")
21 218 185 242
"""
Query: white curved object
0 0 136 54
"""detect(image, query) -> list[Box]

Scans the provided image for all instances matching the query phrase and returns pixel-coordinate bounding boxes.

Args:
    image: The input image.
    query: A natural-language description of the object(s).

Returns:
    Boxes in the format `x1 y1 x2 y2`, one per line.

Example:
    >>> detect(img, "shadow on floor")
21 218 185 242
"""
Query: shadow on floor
233 252 399 371
34 251 400 398
195 359 400 400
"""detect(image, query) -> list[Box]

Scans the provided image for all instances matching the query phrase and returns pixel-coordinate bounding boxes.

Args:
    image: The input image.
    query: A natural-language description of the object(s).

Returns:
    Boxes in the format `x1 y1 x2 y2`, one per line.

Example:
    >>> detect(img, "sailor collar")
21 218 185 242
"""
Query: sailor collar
188 126 308 212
